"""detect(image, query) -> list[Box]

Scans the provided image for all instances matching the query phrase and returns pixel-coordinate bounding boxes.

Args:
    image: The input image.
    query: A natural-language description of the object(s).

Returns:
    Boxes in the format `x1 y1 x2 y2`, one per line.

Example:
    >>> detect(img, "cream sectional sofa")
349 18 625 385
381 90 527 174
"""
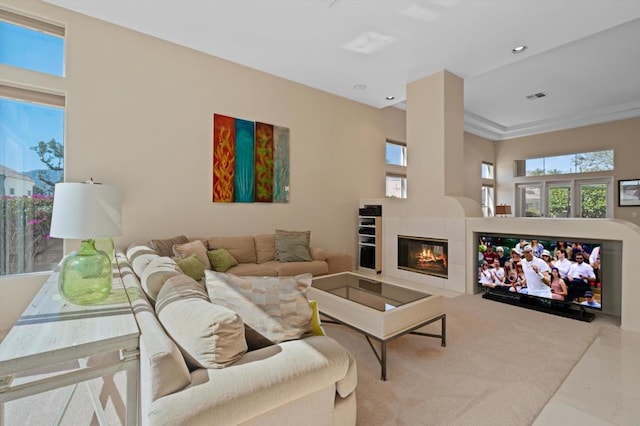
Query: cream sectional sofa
120 235 357 425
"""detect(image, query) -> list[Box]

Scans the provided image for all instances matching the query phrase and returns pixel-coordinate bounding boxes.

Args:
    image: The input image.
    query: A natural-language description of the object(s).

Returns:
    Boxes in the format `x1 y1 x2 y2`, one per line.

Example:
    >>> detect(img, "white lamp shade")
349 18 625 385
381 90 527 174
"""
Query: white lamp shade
50 182 122 239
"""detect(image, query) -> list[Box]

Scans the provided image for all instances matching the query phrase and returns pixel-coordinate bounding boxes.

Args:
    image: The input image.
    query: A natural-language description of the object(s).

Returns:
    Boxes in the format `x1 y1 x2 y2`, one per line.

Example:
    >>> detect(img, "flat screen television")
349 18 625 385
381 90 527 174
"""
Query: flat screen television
476 233 617 315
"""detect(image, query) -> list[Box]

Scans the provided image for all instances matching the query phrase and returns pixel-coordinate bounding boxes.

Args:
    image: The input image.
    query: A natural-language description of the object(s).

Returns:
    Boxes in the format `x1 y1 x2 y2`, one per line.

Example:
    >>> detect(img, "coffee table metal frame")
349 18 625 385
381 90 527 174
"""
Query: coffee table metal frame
322 312 446 380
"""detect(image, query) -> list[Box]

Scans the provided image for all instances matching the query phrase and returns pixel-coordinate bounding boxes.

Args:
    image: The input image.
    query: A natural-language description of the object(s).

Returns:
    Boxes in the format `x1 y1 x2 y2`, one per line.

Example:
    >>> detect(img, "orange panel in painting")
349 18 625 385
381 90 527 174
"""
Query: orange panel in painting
213 114 236 202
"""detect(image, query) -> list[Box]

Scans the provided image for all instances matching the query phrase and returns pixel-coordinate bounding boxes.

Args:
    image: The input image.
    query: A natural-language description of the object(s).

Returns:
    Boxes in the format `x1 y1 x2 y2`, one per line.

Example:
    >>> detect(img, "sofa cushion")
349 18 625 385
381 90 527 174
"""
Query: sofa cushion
225 263 279 277
149 336 354 426
140 256 182 303
150 235 189 257
207 248 239 272
205 271 312 343
175 253 207 281
208 236 257 264
269 260 328 277
156 274 247 370
173 239 210 269
254 234 276 264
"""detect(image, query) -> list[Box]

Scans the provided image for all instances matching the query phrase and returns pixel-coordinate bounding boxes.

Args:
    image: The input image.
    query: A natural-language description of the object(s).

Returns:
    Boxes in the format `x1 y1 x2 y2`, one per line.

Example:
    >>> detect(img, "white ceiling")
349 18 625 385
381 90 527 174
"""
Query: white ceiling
44 0 640 140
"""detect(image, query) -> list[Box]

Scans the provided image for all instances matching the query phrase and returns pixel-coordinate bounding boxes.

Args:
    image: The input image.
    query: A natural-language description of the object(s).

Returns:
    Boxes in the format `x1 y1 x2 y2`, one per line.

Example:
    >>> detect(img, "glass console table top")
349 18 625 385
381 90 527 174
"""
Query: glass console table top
312 273 430 312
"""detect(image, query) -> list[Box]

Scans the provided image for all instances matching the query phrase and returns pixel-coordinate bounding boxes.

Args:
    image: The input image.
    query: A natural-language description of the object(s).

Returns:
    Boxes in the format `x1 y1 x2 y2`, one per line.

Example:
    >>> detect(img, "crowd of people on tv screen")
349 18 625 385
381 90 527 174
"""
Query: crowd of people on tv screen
478 239 601 308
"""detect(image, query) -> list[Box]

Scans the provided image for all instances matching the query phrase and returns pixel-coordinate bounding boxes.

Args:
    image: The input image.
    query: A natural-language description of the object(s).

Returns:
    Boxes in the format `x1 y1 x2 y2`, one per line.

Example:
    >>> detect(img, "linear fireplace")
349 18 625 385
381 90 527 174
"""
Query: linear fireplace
397 235 448 278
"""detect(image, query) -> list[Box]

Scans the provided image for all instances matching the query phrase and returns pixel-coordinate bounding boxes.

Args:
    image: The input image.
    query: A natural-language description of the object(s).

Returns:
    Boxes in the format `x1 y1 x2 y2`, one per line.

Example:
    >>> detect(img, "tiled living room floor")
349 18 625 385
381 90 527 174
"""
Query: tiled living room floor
534 326 640 425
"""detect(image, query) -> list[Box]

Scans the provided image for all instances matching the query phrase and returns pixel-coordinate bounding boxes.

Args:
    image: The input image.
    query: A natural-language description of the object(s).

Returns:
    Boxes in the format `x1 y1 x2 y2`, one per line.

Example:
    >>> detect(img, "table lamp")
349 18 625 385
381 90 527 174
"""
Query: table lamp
50 180 122 304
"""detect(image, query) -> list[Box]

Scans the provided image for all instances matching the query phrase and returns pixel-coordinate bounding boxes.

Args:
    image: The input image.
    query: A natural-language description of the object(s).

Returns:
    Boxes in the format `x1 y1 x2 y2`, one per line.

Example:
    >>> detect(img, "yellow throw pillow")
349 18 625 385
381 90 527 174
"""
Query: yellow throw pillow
309 300 325 336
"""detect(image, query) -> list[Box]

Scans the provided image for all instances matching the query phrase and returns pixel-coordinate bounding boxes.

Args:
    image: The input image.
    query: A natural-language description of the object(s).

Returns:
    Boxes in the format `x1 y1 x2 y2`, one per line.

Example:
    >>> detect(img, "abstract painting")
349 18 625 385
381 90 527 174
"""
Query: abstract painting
213 114 289 203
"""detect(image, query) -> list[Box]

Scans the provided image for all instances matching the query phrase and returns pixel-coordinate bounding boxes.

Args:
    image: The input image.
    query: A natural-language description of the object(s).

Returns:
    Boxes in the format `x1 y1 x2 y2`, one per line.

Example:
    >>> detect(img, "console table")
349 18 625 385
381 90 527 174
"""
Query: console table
0 263 140 425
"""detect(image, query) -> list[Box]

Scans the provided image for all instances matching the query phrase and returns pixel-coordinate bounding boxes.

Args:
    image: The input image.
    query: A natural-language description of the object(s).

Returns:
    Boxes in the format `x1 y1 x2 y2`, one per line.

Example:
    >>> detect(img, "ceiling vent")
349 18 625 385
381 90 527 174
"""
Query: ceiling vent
526 92 547 101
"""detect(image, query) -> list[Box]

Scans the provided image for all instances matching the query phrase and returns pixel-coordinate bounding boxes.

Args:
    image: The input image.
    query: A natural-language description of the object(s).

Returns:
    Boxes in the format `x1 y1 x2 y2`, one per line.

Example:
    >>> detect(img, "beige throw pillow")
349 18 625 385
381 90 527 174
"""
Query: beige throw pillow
156 275 247 370
275 229 311 261
205 270 312 343
173 239 210 269
150 235 189 257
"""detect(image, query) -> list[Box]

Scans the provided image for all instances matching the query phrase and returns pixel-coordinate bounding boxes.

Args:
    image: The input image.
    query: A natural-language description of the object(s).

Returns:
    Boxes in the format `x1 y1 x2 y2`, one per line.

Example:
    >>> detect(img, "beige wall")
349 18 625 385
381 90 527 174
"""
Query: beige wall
495 117 640 224
464 132 495 206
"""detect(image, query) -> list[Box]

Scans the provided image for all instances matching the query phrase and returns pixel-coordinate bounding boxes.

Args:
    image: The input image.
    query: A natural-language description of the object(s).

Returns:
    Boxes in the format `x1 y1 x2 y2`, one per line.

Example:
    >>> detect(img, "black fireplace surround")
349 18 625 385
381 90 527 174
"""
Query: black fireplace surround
397 235 448 278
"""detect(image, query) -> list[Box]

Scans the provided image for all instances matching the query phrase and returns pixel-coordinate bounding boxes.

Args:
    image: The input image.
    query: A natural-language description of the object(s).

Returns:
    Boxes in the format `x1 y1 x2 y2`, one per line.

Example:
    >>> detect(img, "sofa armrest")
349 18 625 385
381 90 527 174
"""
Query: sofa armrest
325 251 354 275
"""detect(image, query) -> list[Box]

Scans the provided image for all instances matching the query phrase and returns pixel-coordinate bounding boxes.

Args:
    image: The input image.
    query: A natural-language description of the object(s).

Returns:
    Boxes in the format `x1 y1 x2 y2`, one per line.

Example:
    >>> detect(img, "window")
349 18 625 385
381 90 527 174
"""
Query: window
514 150 614 177
386 141 406 166
1 11 65 276
481 162 494 217
516 178 612 218
481 162 494 179
481 185 494 217
385 140 407 198
0 10 64 76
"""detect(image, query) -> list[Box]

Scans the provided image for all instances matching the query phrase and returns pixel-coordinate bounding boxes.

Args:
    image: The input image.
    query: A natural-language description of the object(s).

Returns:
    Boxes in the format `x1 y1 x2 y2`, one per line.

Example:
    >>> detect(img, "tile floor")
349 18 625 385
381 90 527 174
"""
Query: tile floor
534 326 640 425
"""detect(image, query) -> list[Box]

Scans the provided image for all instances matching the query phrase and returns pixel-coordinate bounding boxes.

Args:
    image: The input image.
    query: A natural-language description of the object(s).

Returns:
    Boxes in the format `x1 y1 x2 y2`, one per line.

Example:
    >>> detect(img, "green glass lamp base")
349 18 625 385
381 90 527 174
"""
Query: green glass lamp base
58 239 112 305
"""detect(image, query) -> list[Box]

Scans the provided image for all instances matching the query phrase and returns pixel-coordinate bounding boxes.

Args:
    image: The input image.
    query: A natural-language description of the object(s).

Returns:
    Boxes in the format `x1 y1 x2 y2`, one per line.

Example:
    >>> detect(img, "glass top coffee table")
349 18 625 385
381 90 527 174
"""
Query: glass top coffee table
310 272 446 380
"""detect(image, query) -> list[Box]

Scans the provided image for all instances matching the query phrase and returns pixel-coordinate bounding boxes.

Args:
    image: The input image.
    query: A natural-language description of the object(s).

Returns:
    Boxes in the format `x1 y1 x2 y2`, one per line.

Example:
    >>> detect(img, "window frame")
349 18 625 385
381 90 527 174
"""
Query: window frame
385 139 407 199
1 9 66 277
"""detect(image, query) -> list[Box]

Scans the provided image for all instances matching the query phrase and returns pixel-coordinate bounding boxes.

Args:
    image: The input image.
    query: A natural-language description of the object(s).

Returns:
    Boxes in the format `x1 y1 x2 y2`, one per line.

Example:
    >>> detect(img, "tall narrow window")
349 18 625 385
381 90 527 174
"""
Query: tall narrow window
481 162 494 216
1 11 65 276
385 140 407 199
481 185 494 217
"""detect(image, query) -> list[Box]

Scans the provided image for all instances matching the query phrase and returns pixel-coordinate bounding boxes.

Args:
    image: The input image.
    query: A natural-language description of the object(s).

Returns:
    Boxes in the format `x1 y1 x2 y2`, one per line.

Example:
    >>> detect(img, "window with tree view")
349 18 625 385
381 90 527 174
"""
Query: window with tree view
1 13 65 276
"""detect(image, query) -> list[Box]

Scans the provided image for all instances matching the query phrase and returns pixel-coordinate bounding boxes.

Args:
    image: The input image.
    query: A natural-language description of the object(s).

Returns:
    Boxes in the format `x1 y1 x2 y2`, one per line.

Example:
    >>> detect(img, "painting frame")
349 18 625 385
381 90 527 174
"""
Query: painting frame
618 179 640 207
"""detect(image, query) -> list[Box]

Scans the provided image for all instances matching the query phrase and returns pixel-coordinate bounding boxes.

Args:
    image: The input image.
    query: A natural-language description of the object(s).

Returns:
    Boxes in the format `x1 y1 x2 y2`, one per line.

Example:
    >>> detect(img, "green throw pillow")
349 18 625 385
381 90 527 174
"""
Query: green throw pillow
176 253 207 281
207 248 238 272
275 234 312 262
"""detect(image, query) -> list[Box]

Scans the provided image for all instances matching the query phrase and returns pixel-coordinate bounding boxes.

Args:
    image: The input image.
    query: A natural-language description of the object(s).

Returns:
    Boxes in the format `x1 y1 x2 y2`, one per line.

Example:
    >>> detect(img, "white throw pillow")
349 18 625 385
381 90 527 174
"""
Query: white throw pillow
156 274 247 369
205 270 312 343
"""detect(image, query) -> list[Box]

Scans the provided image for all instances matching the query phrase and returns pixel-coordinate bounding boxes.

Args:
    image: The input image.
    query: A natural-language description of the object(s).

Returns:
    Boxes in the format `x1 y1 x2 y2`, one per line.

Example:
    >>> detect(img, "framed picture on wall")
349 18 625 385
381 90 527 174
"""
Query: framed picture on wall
618 179 640 206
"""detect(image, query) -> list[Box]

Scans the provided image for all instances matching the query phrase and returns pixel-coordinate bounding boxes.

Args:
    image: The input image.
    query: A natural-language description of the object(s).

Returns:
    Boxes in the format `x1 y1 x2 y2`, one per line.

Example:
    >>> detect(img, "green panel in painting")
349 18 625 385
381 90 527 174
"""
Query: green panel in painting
254 122 274 202
273 126 289 203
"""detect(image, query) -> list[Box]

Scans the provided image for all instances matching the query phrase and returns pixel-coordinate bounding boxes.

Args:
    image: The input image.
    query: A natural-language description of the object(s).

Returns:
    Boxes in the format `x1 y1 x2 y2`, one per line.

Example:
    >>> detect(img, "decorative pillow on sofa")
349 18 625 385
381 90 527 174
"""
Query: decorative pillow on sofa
140 257 182 303
156 274 247 370
150 235 189 257
173 239 210 269
205 270 313 343
207 248 238 272
254 234 276 264
176 253 207 281
275 231 312 262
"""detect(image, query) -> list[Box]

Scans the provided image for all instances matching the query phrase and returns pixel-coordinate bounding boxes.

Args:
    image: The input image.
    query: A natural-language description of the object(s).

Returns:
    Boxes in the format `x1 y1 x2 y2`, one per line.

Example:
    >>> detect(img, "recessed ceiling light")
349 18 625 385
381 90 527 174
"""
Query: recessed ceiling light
353 84 367 90
512 45 528 54
385 96 395 100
